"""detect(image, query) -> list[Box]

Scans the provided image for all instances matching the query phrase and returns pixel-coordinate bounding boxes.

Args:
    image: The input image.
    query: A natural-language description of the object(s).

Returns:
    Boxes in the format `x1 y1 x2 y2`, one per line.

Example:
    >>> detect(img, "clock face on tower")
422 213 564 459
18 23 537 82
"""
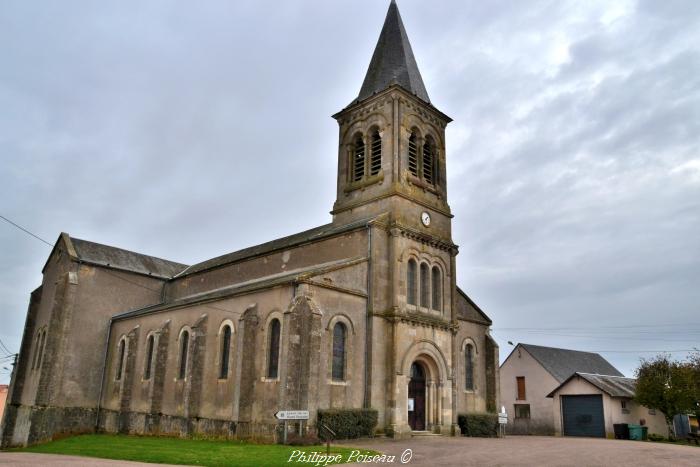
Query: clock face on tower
421 212 431 227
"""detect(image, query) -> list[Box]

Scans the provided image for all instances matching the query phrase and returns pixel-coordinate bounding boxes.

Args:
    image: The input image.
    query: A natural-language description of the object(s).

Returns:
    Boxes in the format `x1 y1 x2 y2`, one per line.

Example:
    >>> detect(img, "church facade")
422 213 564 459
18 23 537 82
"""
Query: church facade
1 2 498 447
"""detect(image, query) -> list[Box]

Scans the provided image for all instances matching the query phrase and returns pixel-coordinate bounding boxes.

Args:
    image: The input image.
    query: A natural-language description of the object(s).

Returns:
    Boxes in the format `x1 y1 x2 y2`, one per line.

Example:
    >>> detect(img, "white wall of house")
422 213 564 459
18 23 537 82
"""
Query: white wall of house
500 347 559 435
618 398 668 437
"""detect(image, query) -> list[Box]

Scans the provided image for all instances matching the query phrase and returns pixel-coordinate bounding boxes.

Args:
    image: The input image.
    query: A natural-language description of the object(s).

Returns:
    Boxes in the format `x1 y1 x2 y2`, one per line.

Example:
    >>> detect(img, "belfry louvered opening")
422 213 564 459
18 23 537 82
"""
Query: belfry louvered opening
353 135 365 182
370 130 382 176
423 136 434 185
408 131 418 176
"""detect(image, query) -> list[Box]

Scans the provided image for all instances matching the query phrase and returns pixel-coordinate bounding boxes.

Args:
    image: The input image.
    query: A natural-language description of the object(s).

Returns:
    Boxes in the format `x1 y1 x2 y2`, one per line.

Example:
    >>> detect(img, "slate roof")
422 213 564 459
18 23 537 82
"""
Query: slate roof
520 343 624 383
176 217 375 277
357 0 430 103
547 373 636 398
70 237 188 279
114 256 367 321
455 287 492 325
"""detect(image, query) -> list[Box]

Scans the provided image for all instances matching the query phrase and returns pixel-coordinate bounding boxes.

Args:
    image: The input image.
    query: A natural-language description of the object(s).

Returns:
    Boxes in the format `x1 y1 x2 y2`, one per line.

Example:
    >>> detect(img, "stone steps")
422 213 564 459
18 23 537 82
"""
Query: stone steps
411 430 443 437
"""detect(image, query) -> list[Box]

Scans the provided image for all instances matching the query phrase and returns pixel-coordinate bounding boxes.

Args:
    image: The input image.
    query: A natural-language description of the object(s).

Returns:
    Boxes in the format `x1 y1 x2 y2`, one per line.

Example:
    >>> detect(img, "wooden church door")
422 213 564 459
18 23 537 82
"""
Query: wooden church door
408 362 426 430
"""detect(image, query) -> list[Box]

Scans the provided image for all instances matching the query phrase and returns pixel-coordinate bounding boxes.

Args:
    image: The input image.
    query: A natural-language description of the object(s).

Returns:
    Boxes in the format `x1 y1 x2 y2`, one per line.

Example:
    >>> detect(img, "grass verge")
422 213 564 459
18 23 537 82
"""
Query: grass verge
12 434 381 466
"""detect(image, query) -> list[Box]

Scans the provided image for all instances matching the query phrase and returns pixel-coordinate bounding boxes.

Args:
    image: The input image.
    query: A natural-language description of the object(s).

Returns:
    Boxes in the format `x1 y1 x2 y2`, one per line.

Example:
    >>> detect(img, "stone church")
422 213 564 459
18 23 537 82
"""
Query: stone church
1 1 498 447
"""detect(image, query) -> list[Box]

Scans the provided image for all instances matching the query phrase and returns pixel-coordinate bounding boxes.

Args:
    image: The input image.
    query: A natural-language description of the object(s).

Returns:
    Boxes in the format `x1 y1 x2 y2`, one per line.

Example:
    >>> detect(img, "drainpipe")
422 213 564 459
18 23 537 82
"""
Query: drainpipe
95 316 113 430
363 222 373 408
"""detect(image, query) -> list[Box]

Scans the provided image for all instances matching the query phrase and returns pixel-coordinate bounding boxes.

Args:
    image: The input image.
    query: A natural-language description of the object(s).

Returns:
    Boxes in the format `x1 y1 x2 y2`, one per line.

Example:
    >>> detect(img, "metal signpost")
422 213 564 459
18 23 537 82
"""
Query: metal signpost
275 410 310 444
498 405 508 438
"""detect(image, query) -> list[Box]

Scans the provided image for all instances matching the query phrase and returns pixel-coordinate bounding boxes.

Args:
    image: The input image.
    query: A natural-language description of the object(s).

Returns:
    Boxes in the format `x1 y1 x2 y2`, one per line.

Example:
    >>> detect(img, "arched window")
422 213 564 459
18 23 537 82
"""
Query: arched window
465 344 474 390
116 338 125 381
219 325 232 379
178 330 189 380
420 262 429 307
370 130 382 176
332 322 346 381
352 134 365 182
267 319 281 378
423 136 434 185
144 334 155 380
407 259 417 305
408 131 418 176
432 266 442 311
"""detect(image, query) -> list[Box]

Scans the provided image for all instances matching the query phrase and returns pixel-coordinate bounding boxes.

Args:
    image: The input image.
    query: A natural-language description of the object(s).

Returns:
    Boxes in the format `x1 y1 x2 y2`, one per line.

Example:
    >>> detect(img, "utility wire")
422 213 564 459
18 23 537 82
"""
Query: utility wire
1 215 54 247
1 213 239 317
494 323 700 330
497 333 700 343
0 337 13 356
6 214 698 350
490 331 697 355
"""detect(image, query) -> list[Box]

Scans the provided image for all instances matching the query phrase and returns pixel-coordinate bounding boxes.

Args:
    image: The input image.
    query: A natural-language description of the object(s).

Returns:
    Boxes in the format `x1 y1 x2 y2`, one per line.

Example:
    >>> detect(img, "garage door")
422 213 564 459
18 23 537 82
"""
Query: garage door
562 395 605 437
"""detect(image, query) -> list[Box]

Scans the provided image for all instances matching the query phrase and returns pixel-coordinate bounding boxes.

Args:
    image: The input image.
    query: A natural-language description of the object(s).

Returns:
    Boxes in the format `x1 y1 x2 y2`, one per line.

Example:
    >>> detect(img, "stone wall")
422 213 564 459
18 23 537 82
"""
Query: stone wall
98 409 278 442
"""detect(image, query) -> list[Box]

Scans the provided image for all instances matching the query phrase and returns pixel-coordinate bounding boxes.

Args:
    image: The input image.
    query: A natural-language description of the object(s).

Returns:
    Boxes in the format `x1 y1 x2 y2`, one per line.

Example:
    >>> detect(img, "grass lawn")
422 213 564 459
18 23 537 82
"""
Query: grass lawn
13 434 381 466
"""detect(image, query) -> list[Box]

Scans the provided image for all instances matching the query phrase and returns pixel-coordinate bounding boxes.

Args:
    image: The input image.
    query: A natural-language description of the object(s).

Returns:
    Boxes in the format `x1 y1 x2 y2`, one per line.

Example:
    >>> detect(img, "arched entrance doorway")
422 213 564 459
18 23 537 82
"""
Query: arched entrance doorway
408 362 426 430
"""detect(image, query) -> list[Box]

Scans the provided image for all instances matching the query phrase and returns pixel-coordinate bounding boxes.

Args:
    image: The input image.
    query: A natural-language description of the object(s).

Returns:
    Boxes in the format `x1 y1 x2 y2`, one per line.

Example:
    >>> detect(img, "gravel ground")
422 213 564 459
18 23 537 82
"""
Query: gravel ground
340 435 700 466
2 436 698 466
0 452 186 466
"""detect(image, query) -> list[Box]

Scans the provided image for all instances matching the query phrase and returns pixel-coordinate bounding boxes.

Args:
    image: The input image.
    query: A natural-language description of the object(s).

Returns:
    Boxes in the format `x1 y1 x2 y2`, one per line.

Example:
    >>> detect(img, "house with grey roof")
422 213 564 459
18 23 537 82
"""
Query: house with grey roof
499 343 625 435
547 372 668 438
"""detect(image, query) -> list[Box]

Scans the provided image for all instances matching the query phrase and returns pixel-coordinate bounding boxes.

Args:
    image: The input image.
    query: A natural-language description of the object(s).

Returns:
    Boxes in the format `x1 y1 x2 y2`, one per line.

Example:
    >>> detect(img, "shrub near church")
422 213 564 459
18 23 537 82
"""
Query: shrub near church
317 409 378 439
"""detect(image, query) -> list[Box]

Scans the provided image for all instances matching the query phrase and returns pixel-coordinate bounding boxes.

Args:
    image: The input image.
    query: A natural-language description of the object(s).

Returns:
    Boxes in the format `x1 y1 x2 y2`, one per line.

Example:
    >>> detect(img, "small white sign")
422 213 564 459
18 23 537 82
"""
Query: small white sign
498 412 508 424
275 410 309 420
408 398 415 412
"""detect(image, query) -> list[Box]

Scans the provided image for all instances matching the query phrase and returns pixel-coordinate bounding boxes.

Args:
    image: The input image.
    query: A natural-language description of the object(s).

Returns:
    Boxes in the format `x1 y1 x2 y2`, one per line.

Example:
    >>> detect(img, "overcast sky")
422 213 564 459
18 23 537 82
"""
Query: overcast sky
1 0 699 384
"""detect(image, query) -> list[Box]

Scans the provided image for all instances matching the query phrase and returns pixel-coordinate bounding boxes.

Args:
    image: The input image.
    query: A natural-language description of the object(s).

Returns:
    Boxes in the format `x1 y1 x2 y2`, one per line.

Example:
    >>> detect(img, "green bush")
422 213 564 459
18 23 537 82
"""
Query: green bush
317 409 378 440
457 413 498 437
647 433 666 442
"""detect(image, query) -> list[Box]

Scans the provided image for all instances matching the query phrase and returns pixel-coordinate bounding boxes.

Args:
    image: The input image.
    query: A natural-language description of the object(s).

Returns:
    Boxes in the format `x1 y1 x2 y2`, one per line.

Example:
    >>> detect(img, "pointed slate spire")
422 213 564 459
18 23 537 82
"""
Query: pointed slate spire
358 1 430 103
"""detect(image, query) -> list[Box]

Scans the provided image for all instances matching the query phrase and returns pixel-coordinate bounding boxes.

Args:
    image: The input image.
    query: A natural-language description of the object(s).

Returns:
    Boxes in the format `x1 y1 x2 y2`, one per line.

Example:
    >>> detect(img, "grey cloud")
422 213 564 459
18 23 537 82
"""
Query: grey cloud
2 0 699 383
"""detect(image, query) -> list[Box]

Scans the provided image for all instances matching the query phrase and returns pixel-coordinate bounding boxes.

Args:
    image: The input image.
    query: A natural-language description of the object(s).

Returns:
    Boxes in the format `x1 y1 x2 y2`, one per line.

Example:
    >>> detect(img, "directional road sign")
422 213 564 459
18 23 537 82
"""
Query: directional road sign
275 410 309 420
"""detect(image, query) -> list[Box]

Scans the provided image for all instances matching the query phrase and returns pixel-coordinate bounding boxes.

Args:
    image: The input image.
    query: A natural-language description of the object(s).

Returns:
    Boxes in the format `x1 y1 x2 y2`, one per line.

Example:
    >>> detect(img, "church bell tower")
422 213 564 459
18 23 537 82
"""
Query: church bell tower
333 1 465 437
332 0 453 243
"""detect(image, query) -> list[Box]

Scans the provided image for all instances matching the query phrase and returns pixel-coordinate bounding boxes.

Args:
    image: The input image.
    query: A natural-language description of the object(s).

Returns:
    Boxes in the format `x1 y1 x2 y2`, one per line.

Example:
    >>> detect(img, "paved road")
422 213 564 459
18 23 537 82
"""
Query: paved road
1 437 698 466
342 435 700 466
0 452 187 466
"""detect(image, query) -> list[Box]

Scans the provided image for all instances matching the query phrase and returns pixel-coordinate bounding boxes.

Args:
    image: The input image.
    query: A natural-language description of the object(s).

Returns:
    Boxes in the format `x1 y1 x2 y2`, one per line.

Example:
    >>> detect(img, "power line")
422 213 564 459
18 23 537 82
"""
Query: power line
494 323 700 330
593 349 697 353
0 215 54 247
0 338 13 355
496 332 700 343
1 213 240 317
490 331 698 355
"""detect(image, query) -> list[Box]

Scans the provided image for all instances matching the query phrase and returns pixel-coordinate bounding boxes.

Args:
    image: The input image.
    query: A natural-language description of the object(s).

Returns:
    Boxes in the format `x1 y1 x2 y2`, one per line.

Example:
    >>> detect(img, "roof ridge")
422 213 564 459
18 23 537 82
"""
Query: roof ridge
521 343 603 355
71 236 187 267
577 372 633 379
176 216 377 278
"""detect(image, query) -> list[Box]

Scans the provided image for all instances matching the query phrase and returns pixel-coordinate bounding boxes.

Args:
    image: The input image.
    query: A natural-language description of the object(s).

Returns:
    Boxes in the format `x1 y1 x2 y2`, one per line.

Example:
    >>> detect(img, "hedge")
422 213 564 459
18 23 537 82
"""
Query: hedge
317 409 378 439
457 413 498 437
